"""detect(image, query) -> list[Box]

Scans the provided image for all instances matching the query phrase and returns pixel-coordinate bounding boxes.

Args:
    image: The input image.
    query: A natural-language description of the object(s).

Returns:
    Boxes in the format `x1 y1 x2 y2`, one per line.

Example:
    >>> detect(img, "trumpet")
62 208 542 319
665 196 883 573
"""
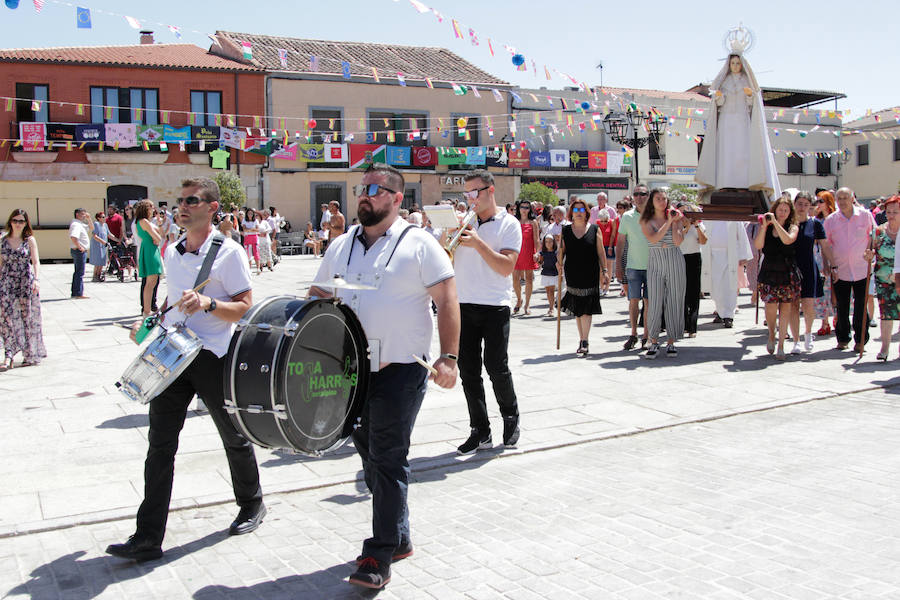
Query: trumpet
444 210 478 259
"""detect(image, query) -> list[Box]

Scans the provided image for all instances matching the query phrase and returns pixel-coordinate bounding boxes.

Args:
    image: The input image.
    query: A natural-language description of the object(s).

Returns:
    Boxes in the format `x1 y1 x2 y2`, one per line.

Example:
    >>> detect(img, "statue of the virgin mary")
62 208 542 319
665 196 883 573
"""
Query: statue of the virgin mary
695 27 780 201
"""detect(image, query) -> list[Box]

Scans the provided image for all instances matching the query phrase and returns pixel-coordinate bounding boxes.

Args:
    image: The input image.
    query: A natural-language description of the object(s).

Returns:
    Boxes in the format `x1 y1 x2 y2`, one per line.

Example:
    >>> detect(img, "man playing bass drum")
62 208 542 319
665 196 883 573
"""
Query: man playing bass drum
310 163 460 590
106 177 265 562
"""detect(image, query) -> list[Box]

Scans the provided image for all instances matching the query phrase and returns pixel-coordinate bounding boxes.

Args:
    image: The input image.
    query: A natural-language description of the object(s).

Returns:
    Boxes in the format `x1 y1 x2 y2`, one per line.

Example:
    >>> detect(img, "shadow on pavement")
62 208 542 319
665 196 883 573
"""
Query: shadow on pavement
194 563 375 600
84 315 140 328
6 531 228 599
97 411 201 429
260 446 357 468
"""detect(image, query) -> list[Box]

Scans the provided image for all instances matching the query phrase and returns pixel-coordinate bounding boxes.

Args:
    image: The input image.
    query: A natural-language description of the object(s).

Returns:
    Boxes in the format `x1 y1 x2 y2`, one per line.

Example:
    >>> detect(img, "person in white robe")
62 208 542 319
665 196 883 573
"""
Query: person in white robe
701 221 753 327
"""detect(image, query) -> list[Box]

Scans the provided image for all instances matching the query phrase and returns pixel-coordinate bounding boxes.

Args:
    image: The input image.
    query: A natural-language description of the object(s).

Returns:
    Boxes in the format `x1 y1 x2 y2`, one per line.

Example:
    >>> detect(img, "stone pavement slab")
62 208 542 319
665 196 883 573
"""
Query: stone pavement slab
2 389 900 599
1 255 899 536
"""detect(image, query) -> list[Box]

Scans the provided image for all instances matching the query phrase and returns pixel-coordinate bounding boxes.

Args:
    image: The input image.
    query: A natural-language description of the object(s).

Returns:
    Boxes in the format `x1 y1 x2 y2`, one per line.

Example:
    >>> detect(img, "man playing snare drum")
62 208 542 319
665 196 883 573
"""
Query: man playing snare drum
310 163 460 590
106 177 265 562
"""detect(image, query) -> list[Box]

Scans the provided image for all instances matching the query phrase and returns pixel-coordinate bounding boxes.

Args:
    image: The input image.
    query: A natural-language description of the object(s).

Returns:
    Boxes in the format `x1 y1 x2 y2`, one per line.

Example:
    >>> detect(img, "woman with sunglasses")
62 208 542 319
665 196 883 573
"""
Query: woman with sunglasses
89 211 110 282
512 199 540 315
640 189 686 358
559 199 609 356
134 199 163 316
0 210 46 370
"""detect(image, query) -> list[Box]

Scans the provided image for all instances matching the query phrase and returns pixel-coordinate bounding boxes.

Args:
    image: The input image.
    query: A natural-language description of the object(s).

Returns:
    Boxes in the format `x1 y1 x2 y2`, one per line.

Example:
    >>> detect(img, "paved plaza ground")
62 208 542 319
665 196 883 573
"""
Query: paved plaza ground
1 253 898 598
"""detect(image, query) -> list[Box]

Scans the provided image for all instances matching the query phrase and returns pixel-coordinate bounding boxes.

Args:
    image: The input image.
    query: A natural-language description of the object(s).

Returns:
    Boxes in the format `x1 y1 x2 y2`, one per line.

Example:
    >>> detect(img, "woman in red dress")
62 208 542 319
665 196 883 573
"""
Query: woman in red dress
513 199 540 315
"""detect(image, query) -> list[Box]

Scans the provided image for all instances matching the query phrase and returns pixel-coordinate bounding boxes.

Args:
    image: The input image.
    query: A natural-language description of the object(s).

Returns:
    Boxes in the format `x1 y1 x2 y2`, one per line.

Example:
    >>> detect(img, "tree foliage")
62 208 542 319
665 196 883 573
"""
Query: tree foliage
213 171 247 212
518 182 559 206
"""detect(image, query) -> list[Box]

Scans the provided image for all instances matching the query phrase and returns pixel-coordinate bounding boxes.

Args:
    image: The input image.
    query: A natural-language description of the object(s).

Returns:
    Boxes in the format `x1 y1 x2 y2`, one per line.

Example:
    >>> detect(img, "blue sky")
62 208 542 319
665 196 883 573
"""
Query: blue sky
1 0 895 121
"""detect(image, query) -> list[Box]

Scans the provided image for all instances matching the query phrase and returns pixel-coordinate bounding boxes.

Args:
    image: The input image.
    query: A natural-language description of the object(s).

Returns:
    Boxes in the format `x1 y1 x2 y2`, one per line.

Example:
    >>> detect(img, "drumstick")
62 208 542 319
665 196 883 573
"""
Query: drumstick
159 278 212 316
134 279 212 344
411 354 439 376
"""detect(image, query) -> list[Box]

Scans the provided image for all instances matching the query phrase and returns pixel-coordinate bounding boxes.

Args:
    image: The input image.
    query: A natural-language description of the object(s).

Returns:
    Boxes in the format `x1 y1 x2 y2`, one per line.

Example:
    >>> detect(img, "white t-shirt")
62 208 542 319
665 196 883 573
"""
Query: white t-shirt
315 217 454 369
266 216 280 235
679 222 706 255
320 211 332 229
454 208 522 307
242 219 259 235
68 219 89 250
257 219 271 241
162 231 252 357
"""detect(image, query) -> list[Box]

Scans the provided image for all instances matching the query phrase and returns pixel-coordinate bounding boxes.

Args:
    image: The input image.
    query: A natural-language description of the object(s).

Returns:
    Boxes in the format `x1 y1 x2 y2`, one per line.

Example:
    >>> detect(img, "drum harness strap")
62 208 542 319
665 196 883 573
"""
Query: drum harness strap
176 232 224 329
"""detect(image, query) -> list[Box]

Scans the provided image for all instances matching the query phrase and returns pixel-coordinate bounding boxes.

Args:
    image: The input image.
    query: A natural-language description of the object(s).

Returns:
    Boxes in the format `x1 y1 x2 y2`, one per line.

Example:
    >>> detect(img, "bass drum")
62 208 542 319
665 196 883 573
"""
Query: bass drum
224 296 369 456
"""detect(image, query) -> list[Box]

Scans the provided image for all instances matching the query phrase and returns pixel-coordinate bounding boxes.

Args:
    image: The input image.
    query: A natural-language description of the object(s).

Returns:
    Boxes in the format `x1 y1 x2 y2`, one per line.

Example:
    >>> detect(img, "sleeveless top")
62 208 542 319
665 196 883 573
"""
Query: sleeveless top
875 227 897 286
759 226 799 286
562 224 599 290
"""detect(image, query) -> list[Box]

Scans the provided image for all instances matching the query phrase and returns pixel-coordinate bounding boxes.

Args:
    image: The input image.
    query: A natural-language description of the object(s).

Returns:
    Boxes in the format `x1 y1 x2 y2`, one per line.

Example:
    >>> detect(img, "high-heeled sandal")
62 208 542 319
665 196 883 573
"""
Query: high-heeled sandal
876 350 889 361
513 303 521 315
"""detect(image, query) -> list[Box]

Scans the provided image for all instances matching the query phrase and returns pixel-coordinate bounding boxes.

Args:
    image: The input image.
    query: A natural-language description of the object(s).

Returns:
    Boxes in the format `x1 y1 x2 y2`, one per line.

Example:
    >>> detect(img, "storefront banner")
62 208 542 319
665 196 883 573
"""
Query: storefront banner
19 122 45 151
465 146 486 165
386 145 411 166
192 126 220 143
75 124 105 144
46 123 76 142
349 144 386 168
163 125 191 143
607 151 624 174
507 148 530 168
324 143 348 162
411 146 437 167
138 125 164 145
485 146 508 168
529 151 551 168
105 123 137 148
298 144 325 162
569 150 589 170
437 148 467 165
219 127 246 150
272 142 299 161
549 149 569 167
588 151 607 170
521 176 631 191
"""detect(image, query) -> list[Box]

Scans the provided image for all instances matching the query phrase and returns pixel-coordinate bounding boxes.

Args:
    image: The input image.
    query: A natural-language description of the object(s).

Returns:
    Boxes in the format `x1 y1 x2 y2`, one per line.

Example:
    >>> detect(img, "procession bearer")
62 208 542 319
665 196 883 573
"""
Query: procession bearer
310 163 460 590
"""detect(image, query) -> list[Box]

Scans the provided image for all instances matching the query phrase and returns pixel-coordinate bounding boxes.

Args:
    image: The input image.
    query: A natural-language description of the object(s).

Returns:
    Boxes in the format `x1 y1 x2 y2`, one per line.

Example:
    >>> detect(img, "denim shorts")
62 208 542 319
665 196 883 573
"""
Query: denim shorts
625 268 648 300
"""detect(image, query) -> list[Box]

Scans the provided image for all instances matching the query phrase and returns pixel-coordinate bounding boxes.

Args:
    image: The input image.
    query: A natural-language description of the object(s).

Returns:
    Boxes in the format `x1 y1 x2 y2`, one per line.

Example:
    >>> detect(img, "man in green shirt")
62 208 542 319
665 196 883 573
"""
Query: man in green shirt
614 183 650 350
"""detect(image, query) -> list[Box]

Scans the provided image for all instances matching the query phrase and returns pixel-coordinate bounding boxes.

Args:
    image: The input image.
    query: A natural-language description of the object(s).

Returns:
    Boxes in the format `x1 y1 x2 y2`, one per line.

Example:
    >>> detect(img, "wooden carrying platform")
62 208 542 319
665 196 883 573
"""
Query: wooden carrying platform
682 189 770 222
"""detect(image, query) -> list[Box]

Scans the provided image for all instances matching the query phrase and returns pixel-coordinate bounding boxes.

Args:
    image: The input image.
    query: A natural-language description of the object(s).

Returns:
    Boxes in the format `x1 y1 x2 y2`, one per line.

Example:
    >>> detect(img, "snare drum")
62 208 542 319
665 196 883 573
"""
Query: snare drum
224 296 369 456
116 323 203 404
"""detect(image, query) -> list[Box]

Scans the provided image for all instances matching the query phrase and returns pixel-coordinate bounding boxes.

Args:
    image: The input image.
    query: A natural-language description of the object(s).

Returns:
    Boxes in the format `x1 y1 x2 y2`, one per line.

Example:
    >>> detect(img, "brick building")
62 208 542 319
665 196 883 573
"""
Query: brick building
0 37 266 209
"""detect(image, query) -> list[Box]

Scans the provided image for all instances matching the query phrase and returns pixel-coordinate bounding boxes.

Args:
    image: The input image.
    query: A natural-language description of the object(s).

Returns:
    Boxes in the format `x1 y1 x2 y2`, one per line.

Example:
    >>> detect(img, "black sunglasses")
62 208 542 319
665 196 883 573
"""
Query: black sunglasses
354 183 397 197
179 195 208 206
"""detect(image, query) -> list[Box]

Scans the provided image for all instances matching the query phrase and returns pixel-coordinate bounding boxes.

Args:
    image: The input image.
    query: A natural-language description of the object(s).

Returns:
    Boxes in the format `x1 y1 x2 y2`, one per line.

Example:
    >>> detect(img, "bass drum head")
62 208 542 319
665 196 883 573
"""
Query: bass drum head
278 300 368 454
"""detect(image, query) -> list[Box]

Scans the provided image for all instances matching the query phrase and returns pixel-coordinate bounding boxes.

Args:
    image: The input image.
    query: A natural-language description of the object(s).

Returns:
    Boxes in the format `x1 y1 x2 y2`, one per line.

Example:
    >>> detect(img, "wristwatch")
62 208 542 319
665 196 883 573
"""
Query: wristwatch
439 353 458 362
205 298 217 313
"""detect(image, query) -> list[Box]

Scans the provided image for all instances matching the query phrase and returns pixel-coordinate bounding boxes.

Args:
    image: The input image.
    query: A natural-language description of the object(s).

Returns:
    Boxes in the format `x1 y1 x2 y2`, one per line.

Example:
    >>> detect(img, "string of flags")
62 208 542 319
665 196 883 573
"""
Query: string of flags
7 0 893 123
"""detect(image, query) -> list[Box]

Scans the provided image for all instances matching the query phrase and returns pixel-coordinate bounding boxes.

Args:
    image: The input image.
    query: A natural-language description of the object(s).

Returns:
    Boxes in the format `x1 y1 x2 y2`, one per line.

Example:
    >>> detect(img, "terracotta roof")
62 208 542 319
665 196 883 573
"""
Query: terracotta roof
213 31 508 86
0 44 262 72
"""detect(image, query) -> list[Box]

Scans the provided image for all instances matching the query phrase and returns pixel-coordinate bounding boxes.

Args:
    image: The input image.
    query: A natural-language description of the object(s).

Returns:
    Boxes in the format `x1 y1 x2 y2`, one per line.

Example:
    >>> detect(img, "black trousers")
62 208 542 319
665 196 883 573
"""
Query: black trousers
458 303 519 434
833 278 870 345
683 253 702 334
352 363 427 564
135 350 262 545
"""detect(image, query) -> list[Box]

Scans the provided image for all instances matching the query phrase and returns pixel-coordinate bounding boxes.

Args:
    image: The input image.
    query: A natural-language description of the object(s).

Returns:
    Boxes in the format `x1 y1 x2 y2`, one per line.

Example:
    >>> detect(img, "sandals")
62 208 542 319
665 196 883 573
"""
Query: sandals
876 350 889 362
523 307 531 316
623 335 638 351
513 303 521 315
575 340 589 357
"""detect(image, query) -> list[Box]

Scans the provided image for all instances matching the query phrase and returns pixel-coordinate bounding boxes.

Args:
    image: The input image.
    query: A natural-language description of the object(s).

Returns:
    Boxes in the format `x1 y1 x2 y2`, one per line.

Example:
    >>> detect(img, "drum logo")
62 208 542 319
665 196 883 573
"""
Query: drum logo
287 357 357 401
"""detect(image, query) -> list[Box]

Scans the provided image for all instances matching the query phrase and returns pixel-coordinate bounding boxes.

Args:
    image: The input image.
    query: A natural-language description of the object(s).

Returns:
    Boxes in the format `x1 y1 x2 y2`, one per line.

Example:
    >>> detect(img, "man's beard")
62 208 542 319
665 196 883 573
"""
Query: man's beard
358 202 391 226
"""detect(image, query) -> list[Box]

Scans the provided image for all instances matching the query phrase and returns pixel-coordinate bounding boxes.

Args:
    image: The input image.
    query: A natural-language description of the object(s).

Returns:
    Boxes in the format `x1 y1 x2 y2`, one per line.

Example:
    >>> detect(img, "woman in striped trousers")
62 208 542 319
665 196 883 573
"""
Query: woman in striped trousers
640 189 686 358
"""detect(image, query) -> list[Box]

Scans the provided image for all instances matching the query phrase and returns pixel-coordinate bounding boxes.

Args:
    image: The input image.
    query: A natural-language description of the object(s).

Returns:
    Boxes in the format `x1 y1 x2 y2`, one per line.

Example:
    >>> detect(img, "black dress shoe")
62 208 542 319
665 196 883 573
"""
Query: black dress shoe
723 318 733 328
229 502 266 536
106 535 163 562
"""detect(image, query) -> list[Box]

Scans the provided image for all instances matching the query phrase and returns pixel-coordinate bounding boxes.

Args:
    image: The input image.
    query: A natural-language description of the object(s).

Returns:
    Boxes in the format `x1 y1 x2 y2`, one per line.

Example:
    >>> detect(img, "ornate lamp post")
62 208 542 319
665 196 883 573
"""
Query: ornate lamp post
602 105 667 183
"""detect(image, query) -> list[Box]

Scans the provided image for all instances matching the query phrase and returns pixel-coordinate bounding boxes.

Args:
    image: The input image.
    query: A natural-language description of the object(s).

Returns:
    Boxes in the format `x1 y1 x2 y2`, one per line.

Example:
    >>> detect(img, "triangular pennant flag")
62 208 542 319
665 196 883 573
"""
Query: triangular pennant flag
241 41 253 60
168 25 181 39
124 15 140 29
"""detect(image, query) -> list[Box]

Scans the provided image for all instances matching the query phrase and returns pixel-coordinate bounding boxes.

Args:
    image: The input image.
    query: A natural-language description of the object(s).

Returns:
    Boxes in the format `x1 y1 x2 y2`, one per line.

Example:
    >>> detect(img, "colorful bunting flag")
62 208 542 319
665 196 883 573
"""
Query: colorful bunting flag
33 0 44 12
371 67 380 83
4 98 14 112
409 0 429 12
341 61 352 79
397 72 406 86
76 6 91 28
491 89 503 103
468 28 478 46
241 41 253 60
168 25 181 39
487 38 494 57
75 103 84 116
425 78 433 89
310 55 320 72
278 48 288 68
124 15 141 29
451 19 463 39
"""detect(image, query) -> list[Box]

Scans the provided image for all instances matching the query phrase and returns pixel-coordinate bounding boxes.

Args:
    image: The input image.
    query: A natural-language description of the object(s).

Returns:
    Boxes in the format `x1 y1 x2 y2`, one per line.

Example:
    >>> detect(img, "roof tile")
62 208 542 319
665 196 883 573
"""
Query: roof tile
0 44 261 72
214 31 508 86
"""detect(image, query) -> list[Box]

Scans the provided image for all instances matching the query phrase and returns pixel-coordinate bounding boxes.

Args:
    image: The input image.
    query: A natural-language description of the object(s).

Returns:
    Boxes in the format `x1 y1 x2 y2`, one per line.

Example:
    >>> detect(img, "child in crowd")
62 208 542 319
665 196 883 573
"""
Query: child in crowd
536 234 560 317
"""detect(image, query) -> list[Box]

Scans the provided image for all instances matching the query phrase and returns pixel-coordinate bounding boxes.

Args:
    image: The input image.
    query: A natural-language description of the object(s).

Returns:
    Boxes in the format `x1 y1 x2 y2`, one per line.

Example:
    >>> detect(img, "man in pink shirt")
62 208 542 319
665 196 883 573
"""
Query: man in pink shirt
823 187 876 351
589 192 617 225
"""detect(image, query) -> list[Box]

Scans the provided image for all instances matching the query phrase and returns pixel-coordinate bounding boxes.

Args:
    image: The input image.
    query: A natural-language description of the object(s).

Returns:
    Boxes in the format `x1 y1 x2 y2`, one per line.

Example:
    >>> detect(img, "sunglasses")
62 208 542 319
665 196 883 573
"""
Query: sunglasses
572 207 587 213
179 195 208 206
11 218 26 224
353 183 397 197
633 192 649 197
463 186 490 200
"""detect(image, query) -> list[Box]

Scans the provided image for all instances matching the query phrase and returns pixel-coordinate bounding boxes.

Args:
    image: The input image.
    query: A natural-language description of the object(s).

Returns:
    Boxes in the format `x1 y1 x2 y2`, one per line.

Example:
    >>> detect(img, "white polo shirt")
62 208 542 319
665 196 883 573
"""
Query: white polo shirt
454 208 522 307
68 219 89 250
162 230 252 357
314 217 454 369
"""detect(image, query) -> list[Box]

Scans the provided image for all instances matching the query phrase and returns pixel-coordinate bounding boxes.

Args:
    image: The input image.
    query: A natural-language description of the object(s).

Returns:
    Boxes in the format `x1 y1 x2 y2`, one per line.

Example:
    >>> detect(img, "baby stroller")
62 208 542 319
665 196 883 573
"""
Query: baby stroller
108 243 137 282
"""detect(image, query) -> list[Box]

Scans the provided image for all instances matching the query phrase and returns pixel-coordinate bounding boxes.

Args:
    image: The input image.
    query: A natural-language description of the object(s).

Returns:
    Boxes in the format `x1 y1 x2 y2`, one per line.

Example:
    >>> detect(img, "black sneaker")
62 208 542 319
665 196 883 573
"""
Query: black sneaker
644 343 659 359
723 318 733 328
502 415 520 448
457 429 492 455
666 345 677 357
349 557 390 589
356 540 413 565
